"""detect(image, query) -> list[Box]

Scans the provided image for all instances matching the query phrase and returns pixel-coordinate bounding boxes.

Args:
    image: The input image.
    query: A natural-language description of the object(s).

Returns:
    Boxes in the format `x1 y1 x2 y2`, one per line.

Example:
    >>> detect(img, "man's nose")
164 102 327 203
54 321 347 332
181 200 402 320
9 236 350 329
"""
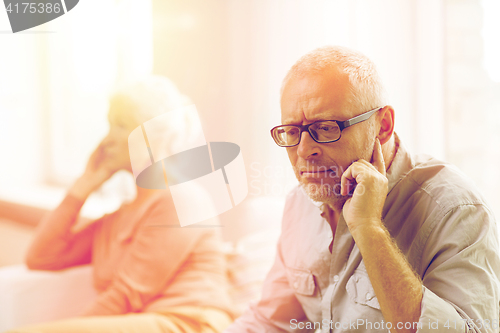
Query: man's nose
297 130 321 159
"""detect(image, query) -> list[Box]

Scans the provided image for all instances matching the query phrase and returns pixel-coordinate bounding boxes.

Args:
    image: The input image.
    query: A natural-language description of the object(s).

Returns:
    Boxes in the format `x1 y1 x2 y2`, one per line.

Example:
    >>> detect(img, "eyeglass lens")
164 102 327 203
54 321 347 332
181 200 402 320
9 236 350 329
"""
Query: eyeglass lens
273 121 341 146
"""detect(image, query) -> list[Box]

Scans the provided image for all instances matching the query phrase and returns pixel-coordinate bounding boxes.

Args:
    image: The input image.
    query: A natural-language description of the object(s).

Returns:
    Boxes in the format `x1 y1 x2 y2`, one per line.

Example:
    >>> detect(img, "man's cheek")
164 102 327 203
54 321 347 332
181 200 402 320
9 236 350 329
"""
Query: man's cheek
285 147 297 162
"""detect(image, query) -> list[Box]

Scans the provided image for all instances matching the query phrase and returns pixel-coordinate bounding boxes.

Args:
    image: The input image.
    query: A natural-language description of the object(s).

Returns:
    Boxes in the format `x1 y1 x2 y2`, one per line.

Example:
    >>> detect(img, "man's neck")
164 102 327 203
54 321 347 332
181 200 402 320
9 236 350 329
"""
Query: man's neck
322 203 340 253
323 203 340 230
330 207 341 226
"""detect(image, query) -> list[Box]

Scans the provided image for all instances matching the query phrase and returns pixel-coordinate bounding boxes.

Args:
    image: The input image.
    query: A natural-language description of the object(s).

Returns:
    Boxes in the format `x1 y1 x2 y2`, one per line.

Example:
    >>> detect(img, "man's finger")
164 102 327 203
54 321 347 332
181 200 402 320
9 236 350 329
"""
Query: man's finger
341 163 363 196
371 137 386 175
341 164 355 196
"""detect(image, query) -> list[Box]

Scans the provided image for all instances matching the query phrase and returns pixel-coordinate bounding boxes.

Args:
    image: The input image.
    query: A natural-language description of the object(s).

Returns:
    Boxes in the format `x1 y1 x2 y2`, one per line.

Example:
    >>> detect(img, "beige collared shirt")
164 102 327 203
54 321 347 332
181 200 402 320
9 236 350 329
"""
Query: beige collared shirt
226 134 500 332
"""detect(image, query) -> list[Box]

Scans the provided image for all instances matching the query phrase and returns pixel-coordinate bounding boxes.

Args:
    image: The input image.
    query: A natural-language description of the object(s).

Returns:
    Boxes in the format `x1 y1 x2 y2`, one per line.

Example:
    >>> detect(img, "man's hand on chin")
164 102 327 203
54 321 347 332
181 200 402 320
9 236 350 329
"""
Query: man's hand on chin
340 137 388 237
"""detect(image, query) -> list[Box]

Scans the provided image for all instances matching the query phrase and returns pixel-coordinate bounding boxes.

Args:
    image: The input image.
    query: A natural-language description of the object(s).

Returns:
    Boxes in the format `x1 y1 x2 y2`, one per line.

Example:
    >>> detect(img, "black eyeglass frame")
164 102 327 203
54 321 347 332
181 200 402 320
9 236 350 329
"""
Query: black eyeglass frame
270 106 382 147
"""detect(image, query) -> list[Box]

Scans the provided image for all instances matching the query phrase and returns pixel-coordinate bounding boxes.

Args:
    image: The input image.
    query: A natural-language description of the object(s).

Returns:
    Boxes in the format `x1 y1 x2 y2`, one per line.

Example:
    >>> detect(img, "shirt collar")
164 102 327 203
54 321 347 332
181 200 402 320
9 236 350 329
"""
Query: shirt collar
386 132 414 194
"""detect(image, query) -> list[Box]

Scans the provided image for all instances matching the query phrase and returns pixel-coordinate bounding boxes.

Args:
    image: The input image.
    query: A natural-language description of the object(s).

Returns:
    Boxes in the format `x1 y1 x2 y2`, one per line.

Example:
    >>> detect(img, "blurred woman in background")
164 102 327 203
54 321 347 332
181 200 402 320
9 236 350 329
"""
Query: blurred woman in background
10 76 234 333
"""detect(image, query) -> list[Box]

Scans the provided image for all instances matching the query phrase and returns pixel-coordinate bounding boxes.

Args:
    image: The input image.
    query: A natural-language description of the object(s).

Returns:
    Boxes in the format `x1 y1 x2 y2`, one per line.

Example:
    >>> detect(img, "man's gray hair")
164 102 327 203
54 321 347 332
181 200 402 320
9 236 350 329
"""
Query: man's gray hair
281 45 388 113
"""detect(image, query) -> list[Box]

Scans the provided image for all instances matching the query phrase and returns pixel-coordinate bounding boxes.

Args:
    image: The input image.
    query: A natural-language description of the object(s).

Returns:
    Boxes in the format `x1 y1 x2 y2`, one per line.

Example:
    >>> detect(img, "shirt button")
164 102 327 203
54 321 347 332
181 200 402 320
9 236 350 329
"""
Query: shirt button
293 282 299 289
333 275 339 282
366 292 372 300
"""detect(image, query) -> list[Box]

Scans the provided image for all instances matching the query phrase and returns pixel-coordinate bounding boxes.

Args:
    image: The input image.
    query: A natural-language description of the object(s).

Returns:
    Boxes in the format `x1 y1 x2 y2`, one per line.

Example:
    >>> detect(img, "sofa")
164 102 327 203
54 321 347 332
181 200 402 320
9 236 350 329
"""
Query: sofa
0 195 285 331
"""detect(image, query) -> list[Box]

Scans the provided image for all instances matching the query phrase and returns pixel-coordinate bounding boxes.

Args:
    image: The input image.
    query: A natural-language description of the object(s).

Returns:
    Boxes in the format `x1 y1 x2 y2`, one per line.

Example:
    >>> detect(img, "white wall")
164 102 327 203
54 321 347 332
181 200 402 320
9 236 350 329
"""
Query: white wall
2 0 499 222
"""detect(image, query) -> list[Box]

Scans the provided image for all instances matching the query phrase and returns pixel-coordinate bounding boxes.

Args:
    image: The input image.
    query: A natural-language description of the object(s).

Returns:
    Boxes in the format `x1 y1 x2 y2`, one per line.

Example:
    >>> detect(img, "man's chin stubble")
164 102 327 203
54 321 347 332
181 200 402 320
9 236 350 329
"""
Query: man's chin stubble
300 181 349 210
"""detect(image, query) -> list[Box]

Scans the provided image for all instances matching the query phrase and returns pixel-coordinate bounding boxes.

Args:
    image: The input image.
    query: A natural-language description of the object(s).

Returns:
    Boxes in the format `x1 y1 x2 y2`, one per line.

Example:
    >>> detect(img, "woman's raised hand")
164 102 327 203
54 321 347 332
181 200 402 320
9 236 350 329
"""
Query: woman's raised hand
68 140 124 201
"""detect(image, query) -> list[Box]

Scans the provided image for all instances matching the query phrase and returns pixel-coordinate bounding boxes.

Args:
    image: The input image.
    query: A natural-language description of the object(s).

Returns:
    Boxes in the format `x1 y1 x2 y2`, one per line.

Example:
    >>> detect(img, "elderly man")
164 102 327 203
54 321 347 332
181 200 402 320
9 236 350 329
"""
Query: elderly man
225 46 500 333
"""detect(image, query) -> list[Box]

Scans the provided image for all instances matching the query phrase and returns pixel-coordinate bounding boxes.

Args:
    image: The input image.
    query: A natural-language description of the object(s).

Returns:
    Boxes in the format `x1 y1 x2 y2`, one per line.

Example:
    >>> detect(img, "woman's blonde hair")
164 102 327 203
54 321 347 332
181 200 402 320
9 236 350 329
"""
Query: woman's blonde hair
109 75 201 157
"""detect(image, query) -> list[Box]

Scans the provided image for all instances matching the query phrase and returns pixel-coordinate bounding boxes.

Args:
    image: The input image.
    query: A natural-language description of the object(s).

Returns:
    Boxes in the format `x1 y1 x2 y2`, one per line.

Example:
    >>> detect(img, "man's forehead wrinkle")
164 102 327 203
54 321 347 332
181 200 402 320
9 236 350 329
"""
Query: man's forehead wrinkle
282 95 324 125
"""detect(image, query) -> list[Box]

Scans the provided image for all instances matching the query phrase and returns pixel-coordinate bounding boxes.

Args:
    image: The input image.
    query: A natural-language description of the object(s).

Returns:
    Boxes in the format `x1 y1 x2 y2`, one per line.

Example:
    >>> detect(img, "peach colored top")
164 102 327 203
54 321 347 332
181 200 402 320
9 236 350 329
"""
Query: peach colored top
26 190 234 318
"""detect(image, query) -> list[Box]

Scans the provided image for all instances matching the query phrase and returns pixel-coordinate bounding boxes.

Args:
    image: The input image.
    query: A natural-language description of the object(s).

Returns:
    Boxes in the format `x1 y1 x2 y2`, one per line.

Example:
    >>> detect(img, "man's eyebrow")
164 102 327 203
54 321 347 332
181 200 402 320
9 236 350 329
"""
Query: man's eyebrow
281 120 299 125
281 117 299 125
282 118 339 125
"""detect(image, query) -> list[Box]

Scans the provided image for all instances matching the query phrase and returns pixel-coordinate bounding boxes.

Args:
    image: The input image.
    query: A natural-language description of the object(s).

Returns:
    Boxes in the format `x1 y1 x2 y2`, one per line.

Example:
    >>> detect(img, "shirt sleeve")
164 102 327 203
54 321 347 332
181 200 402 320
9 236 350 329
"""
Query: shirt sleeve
25 194 97 270
416 204 500 333
82 194 206 316
225 235 312 333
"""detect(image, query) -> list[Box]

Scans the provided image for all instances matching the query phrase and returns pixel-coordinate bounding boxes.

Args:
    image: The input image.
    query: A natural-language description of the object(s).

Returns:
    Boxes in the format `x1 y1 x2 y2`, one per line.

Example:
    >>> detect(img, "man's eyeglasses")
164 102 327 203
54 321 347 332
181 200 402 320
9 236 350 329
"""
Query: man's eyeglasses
270 107 382 147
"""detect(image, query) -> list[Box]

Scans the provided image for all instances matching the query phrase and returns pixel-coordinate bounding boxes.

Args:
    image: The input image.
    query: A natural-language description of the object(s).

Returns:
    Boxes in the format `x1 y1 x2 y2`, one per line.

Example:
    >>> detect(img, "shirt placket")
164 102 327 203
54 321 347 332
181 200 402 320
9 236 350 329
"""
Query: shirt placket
321 213 354 333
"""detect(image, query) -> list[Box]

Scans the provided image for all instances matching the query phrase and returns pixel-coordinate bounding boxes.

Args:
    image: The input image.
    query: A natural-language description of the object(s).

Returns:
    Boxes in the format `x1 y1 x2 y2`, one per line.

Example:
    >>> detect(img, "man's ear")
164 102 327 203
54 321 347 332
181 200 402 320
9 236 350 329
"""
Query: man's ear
377 105 395 145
